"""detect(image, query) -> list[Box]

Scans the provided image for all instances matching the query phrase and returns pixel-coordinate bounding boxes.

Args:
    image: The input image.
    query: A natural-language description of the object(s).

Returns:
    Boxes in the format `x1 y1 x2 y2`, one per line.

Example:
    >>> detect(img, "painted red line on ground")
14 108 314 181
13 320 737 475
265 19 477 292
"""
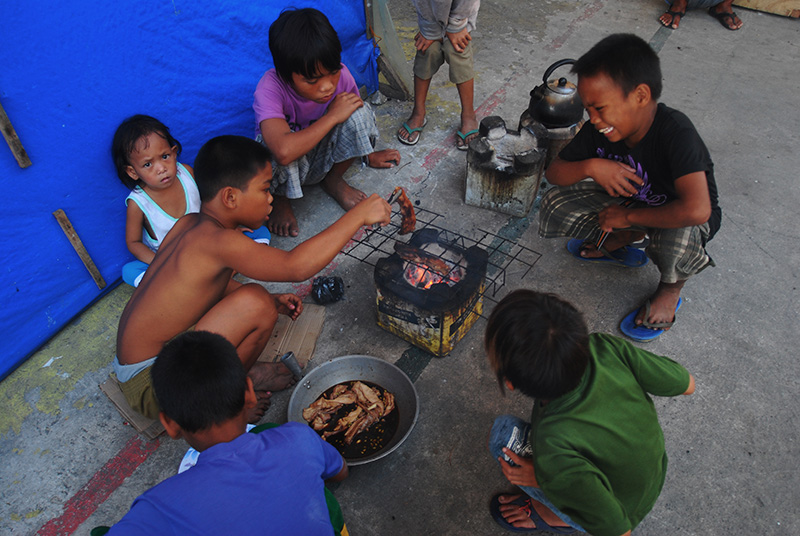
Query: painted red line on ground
37 435 161 536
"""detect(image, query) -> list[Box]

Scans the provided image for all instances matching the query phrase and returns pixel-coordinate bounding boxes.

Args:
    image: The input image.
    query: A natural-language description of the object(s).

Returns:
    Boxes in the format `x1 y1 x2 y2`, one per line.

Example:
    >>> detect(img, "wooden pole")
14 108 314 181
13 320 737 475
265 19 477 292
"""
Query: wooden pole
53 209 107 289
0 100 32 168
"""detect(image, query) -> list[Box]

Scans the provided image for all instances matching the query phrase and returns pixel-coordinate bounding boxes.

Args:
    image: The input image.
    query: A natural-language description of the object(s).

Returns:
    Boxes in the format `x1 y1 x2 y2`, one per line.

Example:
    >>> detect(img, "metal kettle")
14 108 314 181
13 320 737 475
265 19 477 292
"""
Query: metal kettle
527 59 584 129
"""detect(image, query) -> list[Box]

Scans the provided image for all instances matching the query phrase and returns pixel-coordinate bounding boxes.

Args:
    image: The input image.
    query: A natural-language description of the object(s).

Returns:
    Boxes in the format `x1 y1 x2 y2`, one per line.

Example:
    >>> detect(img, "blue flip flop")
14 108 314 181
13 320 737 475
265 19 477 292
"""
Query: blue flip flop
566 238 648 268
620 297 683 342
490 494 577 533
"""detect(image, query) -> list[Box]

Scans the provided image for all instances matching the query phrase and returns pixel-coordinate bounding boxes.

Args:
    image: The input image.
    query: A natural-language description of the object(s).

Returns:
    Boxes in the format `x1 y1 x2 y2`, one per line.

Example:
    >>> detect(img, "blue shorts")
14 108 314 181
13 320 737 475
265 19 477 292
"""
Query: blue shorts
489 415 585 532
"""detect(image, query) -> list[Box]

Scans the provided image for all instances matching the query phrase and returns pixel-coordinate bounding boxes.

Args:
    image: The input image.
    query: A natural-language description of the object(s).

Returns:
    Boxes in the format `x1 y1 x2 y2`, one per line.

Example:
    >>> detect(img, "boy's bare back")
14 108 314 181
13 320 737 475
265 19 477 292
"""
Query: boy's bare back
118 192 392 366
117 213 243 365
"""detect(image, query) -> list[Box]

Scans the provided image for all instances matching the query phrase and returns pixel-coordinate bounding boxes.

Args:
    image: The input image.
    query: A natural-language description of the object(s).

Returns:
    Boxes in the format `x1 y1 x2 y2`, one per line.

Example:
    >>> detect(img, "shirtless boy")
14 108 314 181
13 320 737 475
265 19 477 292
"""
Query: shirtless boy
115 135 390 422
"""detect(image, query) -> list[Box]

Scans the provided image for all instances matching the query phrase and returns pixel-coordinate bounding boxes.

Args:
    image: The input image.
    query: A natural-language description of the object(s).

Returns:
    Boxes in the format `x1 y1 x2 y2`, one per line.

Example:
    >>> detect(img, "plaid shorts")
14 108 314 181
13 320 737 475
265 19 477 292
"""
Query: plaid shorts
539 181 715 283
261 103 378 199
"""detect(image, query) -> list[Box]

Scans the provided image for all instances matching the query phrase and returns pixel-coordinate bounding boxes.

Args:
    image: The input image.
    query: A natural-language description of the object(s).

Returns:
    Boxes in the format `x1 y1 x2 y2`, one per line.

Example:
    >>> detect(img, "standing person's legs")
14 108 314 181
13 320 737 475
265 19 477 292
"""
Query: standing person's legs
398 40 444 144
442 39 478 149
488 415 584 532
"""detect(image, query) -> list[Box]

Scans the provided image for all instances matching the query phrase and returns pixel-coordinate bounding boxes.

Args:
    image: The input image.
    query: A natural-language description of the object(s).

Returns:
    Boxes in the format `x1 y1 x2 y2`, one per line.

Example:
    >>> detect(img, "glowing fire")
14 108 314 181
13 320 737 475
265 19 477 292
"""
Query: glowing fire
404 261 463 289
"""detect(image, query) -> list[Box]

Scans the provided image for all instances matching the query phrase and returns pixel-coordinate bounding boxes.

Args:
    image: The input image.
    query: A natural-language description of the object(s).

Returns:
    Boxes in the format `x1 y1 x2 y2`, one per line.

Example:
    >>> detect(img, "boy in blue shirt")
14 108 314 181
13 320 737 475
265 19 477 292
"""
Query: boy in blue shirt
107 331 349 535
539 34 721 342
485 290 695 535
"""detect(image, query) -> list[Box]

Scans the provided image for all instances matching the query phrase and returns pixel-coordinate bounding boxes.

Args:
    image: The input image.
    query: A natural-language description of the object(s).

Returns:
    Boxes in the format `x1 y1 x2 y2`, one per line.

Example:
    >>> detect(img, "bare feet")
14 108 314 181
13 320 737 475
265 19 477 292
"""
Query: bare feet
245 390 272 424
397 112 426 144
495 494 571 531
659 0 687 29
635 281 685 329
320 172 367 211
367 148 401 168
267 195 299 237
248 361 296 392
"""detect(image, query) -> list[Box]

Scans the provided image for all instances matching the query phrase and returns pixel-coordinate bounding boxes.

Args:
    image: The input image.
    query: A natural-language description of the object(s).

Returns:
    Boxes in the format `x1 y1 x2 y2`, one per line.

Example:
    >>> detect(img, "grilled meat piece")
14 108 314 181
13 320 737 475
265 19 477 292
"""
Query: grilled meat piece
390 187 416 235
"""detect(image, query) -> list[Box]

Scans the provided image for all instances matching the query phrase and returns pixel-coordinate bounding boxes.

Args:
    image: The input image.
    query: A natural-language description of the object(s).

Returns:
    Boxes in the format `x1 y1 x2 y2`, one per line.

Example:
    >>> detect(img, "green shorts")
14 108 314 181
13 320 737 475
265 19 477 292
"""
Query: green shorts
119 365 160 421
413 38 474 84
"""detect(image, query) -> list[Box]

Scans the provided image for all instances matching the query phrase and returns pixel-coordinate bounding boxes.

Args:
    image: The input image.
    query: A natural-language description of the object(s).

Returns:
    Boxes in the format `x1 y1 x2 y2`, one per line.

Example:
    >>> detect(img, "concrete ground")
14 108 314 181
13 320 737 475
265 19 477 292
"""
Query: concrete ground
2 1 798 534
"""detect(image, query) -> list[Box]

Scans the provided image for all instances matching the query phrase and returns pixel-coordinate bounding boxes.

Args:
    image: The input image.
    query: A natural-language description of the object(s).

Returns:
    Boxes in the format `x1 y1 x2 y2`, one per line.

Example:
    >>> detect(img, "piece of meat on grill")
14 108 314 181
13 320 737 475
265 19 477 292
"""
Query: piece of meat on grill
390 186 416 235
393 241 454 277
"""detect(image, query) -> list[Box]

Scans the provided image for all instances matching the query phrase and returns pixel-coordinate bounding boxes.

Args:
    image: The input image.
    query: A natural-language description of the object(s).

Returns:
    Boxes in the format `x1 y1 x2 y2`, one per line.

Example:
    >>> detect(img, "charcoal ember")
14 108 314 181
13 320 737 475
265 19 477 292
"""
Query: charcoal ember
311 276 344 304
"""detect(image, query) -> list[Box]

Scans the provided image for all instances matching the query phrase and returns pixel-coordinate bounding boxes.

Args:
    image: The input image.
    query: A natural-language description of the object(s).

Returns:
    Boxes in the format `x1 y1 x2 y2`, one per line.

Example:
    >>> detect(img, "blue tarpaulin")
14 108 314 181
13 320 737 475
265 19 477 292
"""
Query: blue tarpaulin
0 0 379 380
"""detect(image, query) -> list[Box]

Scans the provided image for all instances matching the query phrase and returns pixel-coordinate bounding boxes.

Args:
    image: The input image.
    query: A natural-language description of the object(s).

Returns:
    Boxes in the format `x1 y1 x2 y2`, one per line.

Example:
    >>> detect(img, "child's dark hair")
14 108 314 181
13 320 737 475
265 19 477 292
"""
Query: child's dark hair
269 7 342 83
573 33 662 101
193 135 272 202
485 290 590 400
111 115 182 190
152 331 247 433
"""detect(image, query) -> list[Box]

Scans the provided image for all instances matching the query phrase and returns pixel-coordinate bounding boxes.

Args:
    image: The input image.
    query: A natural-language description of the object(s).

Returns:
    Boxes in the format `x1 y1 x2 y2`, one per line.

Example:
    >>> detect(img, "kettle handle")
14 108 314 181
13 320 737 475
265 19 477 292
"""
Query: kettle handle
542 59 576 84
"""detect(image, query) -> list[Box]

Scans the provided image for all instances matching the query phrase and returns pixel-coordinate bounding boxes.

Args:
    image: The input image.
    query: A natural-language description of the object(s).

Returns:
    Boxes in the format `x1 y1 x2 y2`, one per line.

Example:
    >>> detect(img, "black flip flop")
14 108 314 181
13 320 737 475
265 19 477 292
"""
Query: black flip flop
659 9 685 29
708 7 742 30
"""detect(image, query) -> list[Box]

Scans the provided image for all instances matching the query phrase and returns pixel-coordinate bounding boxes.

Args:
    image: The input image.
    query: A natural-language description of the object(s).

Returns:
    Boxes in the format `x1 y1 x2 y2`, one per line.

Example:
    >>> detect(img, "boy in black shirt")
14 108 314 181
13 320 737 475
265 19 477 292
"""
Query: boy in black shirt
539 33 720 342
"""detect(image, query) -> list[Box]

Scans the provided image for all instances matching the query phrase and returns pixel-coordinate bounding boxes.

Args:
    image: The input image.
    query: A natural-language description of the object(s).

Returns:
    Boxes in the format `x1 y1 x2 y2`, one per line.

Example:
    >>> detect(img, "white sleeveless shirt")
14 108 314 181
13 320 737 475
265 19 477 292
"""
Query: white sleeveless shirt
125 163 200 252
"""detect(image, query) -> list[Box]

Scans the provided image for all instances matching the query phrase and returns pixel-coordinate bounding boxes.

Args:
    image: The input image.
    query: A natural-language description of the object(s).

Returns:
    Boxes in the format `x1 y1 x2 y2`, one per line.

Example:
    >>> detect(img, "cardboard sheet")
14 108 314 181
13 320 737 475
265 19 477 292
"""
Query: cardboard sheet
257 303 326 368
99 376 165 440
100 303 326 438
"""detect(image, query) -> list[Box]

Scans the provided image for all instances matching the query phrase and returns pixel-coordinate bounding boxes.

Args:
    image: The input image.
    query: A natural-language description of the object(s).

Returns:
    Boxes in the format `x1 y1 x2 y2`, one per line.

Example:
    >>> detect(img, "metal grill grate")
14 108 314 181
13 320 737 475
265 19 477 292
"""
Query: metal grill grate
341 204 543 315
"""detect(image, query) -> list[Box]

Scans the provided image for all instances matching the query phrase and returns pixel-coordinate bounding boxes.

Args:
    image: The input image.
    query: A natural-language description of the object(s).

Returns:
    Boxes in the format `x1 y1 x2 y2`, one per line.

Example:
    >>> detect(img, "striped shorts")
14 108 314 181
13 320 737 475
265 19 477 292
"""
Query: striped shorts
261 103 378 199
538 181 715 283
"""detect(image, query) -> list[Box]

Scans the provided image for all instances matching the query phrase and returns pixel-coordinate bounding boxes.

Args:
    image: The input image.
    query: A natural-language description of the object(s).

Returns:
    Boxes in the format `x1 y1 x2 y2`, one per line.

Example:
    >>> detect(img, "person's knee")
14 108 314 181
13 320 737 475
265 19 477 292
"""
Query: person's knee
237 284 279 330
489 414 524 458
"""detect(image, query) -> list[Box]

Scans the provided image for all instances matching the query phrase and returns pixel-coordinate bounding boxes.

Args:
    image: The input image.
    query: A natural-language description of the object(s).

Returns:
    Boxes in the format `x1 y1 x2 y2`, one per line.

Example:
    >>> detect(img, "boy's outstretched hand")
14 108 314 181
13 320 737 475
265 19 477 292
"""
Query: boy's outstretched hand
274 293 303 320
445 28 472 53
498 448 539 488
352 193 391 228
591 159 643 198
328 92 364 125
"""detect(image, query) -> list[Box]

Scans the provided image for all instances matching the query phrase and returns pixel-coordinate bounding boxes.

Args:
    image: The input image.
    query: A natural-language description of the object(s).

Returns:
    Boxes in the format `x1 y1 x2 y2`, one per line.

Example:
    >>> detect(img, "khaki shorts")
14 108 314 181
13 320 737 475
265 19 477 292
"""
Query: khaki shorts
413 39 474 84
119 365 160 421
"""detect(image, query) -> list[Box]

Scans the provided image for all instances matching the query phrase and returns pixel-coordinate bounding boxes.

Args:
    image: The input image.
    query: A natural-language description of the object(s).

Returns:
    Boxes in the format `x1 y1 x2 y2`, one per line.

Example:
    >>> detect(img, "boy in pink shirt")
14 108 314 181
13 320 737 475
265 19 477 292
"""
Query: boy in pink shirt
254 7 400 237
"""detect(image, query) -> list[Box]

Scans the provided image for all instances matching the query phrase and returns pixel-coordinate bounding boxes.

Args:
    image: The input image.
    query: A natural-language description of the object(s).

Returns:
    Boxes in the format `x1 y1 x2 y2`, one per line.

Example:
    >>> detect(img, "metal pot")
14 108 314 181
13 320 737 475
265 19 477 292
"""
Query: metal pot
287 355 419 465
527 59 584 129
